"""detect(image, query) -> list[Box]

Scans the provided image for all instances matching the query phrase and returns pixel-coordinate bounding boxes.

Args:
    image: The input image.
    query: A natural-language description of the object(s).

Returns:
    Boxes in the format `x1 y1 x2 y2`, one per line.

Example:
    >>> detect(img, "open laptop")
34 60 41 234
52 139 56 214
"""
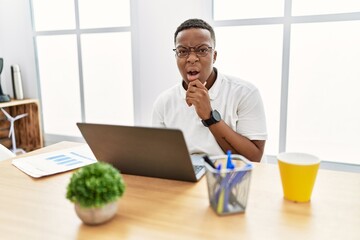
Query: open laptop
77 123 205 182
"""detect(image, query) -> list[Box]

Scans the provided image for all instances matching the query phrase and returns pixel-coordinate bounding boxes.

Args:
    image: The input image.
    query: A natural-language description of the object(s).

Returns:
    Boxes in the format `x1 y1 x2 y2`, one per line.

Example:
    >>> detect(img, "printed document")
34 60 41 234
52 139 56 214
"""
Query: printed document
12 145 97 178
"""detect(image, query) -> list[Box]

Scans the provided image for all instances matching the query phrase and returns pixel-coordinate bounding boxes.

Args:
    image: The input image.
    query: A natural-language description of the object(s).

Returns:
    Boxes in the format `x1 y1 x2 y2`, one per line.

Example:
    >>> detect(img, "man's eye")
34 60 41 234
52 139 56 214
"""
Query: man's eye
177 49 188 54
197 48 208 53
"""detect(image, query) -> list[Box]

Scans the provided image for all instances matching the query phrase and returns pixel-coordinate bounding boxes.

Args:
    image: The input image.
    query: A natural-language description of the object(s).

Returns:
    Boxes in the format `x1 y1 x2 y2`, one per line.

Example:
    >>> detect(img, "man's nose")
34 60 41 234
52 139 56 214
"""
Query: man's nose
187 51 199 63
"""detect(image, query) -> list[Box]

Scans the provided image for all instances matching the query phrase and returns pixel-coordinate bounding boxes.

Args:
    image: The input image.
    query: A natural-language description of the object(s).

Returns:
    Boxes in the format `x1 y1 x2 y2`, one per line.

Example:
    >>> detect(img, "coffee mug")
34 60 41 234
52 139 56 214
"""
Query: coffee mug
277 152 320 202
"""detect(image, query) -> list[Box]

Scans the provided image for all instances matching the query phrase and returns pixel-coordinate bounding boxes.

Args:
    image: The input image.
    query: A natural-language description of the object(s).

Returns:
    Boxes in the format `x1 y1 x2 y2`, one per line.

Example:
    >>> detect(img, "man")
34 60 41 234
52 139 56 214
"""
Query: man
152 19 267 162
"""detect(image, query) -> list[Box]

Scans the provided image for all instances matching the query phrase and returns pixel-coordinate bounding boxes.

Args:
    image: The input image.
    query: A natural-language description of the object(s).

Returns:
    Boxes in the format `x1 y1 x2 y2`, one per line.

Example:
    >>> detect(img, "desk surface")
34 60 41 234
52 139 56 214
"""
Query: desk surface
0 142 359 240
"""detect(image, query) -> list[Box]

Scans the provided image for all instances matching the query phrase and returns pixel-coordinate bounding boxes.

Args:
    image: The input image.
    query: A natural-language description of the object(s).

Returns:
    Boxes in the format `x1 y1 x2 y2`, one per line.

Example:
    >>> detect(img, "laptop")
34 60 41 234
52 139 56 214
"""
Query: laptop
77 123 205 182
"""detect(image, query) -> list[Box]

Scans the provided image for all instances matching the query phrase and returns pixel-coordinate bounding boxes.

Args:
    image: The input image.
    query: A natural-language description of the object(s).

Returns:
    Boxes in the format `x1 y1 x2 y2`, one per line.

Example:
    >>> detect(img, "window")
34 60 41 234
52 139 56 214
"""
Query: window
36 35 81 136
31 0 133 139
213 0 360 165
215 25 283 156
214 0 284 20
287 21 360 165
78 0 130 28
32 0 75 31
81 32 133 126
292 0 360 16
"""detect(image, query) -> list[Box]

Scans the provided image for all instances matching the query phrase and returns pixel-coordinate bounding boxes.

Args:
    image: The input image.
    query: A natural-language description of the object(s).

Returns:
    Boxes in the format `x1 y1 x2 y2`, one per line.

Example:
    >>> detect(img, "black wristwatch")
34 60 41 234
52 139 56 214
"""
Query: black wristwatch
201 110 221 127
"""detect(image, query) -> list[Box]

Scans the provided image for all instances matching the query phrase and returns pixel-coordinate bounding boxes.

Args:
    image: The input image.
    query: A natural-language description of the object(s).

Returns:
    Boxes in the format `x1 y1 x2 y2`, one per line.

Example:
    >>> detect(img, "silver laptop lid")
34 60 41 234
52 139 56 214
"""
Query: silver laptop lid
77 123 205 182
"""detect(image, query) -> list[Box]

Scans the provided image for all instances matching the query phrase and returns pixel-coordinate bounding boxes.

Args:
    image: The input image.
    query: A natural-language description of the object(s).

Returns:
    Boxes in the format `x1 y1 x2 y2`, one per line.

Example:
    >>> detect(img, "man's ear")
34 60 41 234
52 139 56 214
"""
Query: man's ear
213 50 217 63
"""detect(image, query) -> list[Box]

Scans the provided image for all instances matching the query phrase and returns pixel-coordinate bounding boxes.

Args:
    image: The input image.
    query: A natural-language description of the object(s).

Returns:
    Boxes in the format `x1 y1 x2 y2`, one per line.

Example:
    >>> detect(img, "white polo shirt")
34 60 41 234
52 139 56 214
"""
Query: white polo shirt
152 70 267 156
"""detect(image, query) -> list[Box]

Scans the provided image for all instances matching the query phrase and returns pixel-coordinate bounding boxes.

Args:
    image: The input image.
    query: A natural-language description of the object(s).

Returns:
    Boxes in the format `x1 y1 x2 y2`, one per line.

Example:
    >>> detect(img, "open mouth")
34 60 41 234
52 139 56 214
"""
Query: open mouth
187 71 200 81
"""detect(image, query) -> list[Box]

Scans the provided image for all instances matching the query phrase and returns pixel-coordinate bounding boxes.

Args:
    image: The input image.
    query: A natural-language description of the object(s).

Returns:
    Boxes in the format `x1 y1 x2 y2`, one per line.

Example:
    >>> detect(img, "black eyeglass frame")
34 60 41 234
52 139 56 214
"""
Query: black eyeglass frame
172 46 213 58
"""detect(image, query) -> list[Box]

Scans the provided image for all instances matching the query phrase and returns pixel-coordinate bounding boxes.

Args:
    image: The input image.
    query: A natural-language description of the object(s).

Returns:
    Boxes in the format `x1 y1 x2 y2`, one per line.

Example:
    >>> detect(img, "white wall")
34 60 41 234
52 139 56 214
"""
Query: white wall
132 0 211 125
0 0 38 99
0 0 211 126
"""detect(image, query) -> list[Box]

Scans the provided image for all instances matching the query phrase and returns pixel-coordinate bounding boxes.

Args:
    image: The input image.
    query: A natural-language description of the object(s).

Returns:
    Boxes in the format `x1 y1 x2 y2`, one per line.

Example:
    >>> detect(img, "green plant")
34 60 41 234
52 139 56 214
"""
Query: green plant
66 162 125 208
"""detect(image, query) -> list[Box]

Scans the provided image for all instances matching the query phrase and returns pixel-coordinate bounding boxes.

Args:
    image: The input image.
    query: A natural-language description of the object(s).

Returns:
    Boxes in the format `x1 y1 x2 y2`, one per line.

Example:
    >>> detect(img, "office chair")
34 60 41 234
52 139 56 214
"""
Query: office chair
0 143 15 161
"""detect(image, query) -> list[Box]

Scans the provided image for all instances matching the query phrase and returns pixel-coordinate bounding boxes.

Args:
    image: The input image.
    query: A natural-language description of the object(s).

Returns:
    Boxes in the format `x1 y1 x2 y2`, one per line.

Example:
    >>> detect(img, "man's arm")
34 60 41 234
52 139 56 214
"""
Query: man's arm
208 121 265 162
186 80 265 162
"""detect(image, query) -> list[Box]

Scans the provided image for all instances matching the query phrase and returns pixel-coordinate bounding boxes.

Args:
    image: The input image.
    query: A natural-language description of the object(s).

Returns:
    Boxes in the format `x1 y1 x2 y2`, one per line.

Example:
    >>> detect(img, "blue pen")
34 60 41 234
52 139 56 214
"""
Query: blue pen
229 164 252 188
226 150 234 170
217 151 234 213
226 163 253 210
216 163 222 171
222 173 234 213
216 163 229 213
213 163 222 196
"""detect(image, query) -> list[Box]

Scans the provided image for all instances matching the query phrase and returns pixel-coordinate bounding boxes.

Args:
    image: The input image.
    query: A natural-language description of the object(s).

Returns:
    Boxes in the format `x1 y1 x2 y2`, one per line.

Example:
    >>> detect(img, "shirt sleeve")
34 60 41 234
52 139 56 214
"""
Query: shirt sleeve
151 96 166 128
236 88 267 140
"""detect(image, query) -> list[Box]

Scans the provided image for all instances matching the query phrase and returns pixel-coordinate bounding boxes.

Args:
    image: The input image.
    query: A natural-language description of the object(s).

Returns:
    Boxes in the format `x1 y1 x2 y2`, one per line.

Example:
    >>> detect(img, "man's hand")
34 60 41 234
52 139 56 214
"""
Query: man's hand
185 79 212 120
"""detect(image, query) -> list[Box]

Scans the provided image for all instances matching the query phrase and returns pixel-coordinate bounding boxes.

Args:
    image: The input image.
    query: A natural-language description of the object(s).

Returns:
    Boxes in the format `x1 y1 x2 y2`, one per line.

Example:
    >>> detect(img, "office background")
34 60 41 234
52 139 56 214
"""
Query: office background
0 0 359 169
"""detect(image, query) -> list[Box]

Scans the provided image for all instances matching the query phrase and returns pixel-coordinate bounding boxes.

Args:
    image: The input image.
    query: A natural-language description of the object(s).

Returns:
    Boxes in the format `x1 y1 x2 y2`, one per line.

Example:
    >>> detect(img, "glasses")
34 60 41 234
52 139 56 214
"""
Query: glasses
173 46 213 58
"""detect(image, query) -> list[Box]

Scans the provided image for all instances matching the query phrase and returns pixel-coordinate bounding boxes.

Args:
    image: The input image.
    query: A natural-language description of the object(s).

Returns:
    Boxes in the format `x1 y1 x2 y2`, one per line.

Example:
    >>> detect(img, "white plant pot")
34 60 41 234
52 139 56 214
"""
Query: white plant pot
75 201 118 225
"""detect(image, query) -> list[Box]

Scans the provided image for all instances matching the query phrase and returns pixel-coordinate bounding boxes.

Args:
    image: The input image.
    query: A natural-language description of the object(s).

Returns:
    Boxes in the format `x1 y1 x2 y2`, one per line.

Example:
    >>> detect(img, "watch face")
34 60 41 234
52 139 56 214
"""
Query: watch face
201 110 221 127
213 110 221 122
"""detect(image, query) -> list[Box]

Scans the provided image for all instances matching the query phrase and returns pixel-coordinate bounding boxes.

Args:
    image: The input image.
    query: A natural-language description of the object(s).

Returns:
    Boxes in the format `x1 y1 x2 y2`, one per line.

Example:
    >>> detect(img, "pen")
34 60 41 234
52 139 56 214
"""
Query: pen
222 151 236 213
226 150 234 170
216 163 222 171
203 155 216 169
218 151 237 213
229 164 253 188
216 163 226 213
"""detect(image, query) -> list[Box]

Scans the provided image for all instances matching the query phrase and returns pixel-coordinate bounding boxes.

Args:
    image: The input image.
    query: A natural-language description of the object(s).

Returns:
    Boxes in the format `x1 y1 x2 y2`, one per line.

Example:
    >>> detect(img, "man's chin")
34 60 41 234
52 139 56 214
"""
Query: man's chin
187 74 200 82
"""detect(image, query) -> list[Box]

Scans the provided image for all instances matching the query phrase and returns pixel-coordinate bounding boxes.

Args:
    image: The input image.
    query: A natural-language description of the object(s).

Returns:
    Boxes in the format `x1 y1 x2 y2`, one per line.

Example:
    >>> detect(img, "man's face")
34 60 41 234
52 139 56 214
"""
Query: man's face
174 28 217 86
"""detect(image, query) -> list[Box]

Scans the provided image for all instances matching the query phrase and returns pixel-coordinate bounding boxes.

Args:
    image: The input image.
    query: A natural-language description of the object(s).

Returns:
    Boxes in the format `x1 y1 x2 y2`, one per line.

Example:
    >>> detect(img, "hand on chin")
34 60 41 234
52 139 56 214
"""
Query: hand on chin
185 77 204 86
185 78 207 107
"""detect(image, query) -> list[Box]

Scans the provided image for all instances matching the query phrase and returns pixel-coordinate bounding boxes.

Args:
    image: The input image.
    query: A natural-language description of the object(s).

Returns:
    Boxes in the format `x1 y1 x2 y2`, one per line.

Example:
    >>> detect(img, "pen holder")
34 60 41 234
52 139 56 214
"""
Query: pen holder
205 155 253 215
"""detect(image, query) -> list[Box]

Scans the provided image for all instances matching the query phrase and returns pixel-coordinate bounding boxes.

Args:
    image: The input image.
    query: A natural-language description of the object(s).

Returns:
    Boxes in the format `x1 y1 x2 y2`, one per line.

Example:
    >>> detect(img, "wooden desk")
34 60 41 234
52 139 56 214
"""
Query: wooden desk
0 142 359 240
0 99 43 151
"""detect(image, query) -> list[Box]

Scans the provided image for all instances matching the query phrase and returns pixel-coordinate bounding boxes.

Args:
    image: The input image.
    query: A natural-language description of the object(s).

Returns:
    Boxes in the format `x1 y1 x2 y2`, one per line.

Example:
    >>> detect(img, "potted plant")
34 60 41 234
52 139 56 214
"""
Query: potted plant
66 162 126 225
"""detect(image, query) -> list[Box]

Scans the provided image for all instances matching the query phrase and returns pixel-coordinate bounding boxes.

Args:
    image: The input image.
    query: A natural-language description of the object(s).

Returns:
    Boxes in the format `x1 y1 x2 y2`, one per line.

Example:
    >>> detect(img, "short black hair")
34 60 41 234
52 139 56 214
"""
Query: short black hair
174 18 216 47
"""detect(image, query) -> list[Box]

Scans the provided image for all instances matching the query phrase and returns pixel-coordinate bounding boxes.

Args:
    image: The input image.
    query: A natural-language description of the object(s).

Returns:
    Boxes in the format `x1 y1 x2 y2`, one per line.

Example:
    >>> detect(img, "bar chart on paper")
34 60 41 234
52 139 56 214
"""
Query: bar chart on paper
46 152 94 167
12 145 97 178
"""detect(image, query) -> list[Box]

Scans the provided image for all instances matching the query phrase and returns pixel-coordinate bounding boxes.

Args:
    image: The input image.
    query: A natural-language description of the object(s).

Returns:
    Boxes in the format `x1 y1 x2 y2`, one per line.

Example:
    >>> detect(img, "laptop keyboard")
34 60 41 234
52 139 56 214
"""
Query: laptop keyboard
193 165 204 174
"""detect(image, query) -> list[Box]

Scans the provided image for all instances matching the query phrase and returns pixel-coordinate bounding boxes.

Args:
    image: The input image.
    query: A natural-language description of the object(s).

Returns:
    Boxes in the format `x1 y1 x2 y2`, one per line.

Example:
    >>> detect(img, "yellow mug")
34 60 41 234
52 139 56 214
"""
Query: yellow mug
277 152 320 202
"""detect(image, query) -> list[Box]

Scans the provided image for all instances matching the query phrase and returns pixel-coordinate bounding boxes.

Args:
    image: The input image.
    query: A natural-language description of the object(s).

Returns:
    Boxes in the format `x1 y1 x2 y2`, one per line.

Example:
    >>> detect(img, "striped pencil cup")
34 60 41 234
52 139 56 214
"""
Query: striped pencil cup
205 155 253 215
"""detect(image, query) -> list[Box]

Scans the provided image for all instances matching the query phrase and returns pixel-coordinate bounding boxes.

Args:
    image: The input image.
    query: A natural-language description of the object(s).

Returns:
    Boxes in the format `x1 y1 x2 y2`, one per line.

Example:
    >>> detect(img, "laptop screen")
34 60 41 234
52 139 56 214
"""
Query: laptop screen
77 123 205 182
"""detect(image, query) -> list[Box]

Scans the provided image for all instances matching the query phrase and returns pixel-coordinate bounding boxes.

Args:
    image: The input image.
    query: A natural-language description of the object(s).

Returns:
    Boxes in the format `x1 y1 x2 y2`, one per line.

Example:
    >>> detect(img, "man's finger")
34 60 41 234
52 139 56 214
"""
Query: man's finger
186 98 192 107
188 79 207 90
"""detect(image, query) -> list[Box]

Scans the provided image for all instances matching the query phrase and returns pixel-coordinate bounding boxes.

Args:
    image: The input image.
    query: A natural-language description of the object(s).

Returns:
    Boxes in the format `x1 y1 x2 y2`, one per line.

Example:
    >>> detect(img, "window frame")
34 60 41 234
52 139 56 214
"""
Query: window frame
212 0 360 170
29 0 133 144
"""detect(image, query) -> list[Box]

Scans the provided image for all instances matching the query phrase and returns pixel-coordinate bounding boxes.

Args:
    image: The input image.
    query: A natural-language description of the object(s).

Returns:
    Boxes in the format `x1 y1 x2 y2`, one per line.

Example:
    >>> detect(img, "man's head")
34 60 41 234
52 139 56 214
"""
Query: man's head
174 19 217 88
174 19 216 47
